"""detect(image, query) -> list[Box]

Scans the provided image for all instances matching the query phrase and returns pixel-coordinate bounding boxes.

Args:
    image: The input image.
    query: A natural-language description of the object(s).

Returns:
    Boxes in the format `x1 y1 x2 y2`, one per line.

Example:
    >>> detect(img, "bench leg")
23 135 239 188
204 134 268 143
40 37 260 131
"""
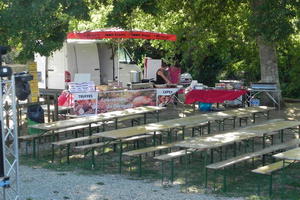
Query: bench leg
67 144 70 164
138 155 142 177
170 159 174 184
32 138 36 158
223 169 227 192
182 127 185 140
91 147 95 169
184 149 189 187
161 161 164 185
101 146 105 172
207 121 211 134
205 168 208 188
269 174 273 197
210 148 215 163
25 141 29 156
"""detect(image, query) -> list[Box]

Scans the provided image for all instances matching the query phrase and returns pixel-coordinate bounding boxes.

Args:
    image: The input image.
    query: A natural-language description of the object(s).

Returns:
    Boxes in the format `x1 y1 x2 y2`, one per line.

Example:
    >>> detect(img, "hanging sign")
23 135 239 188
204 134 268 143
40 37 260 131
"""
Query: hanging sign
27 62 39 102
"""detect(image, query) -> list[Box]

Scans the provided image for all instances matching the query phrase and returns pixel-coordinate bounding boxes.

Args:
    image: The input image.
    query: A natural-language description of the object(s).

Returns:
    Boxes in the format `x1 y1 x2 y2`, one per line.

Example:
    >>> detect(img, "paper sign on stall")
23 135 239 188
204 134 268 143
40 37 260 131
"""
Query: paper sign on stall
27 62 39 102
73 92 98 116
156 88 179 107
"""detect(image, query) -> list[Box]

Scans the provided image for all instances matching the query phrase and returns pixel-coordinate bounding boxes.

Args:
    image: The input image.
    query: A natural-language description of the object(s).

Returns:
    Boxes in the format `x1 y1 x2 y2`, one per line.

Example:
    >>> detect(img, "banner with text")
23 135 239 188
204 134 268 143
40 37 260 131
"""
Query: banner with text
98 89 156 113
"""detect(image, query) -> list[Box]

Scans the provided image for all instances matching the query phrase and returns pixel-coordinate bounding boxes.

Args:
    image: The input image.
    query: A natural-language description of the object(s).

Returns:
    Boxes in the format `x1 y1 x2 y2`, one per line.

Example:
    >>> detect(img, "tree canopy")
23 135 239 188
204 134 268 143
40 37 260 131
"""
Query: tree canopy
1 0 300 98
0 0 89 60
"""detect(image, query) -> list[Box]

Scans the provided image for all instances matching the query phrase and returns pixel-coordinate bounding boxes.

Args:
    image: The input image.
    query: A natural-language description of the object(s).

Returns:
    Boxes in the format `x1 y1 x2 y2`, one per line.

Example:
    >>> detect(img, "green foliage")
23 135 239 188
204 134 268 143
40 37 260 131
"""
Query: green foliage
248 0 300 42
2 0 300 98
278 35 300 98
0 0 90 61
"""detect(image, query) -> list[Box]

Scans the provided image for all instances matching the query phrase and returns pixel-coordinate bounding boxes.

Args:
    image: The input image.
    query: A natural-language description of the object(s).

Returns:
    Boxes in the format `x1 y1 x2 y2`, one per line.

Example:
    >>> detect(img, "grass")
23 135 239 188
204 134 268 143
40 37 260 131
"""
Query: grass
19 105 300 200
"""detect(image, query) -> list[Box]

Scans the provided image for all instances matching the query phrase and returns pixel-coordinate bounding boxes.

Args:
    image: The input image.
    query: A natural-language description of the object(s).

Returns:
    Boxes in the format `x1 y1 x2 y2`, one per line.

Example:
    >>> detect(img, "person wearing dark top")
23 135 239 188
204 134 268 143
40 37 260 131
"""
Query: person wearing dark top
156 61 171 84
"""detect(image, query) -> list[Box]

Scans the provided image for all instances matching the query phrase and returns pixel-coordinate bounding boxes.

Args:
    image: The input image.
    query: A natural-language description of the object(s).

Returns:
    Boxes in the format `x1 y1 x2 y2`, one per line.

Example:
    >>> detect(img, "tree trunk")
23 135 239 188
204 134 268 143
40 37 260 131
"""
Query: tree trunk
256 36 282 105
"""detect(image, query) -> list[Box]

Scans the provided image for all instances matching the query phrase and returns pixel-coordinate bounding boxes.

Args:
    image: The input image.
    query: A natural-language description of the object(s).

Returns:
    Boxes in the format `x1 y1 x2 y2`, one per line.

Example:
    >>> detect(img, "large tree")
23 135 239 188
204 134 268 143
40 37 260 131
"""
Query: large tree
0 0 90 60
104 0 300 100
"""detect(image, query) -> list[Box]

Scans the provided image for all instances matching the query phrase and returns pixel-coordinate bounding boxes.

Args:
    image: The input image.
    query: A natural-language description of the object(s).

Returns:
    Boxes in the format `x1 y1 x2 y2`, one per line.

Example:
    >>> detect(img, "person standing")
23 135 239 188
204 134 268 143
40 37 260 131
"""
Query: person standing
156 61 171 84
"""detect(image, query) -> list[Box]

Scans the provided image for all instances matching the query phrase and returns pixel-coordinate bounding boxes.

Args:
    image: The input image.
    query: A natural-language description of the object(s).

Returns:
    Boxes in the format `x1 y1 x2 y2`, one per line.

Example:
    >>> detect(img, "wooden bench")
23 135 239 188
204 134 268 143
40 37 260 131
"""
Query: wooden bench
116 114 144 128
122 142 179 176
154 148 195 183
52 131 156 164
19 122 105 157
205 139 300 192
72 134 154 168
252 160 297 196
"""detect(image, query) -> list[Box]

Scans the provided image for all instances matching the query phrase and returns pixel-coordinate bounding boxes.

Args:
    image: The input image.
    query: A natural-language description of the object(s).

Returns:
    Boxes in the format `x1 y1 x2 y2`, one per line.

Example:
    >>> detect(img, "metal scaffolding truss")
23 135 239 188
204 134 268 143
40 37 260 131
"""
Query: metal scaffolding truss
0 77 19 200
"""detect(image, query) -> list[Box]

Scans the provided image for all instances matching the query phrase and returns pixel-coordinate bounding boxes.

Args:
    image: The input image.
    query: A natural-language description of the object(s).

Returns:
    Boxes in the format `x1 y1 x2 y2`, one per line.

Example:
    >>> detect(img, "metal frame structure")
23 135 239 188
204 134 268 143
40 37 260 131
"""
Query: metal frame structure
247 89 281 110
0 76 20 200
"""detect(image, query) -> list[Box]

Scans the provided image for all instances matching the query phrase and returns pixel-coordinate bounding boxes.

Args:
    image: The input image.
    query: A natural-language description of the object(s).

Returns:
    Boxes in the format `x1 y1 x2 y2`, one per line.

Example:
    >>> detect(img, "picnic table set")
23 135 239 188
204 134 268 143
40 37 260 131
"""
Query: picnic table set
19 104 300 197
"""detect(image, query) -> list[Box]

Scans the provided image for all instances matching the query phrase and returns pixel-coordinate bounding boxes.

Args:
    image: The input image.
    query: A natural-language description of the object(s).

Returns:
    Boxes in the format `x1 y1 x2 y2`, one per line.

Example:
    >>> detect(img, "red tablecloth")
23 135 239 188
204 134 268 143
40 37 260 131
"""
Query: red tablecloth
185 89 247 104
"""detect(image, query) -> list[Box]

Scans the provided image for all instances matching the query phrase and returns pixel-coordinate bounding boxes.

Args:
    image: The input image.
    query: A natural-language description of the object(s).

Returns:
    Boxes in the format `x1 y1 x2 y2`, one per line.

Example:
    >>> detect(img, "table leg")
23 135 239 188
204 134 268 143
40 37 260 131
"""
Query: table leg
47 95 51 123
54 93 59 121
51 144 55 163
119 140 123 174
115 118 118 129
144 113 147 124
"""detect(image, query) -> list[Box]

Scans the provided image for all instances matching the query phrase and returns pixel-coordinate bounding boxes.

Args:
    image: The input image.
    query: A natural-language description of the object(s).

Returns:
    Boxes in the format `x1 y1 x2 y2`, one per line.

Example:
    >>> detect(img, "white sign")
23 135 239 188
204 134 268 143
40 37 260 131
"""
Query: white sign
156 88 179 107
73 92 98 116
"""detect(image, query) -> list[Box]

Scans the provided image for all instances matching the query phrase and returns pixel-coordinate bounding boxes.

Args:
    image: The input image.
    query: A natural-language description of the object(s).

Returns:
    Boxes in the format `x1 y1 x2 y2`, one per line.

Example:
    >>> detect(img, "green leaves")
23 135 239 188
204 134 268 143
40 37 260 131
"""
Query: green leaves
249 0 300 42
0 0 90 61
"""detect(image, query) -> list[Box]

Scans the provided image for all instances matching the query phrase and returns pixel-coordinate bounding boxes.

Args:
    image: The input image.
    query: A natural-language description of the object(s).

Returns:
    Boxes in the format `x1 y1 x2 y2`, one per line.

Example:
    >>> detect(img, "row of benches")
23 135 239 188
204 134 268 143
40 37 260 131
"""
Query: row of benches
19 114 145 157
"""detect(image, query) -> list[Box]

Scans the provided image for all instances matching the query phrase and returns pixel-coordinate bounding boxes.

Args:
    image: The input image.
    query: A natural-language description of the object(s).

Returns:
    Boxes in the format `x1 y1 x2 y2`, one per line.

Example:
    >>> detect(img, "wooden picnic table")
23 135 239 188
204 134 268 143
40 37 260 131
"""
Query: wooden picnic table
29 106 165 132
93 108 274 173
273 147 300 161
175 119 300 151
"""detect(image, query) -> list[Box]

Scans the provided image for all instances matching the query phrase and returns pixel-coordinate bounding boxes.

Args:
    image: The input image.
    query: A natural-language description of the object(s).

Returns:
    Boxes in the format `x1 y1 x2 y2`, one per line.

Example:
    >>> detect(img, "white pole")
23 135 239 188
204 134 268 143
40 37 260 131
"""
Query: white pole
117 42 120 85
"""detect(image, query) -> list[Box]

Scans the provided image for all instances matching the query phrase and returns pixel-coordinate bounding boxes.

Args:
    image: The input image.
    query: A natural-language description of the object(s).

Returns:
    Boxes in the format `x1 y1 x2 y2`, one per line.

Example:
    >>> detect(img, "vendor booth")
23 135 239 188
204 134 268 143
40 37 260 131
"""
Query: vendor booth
55 28 180 115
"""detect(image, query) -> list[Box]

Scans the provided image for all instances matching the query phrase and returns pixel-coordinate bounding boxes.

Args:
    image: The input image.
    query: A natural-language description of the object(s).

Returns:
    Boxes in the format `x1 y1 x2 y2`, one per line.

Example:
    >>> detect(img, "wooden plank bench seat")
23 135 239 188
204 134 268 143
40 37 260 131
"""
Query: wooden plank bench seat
205 139 300 191
123 142 179 176
154 148 195 161
154 148 195 183
252 160 297 196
